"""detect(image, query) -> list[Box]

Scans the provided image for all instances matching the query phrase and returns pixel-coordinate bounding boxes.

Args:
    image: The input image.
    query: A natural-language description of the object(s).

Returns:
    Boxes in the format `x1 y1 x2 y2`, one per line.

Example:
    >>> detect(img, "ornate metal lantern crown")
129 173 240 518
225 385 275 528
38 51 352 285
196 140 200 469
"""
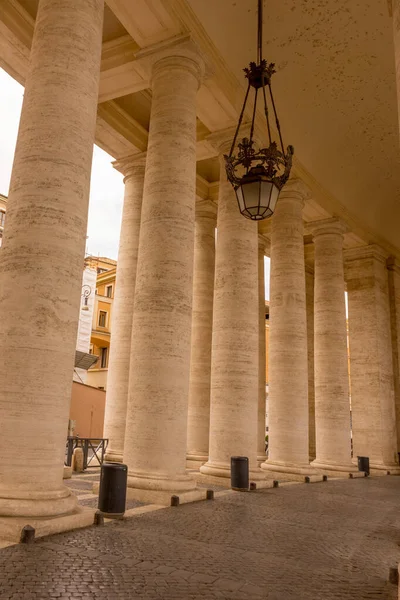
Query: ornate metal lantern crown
224 0 294 221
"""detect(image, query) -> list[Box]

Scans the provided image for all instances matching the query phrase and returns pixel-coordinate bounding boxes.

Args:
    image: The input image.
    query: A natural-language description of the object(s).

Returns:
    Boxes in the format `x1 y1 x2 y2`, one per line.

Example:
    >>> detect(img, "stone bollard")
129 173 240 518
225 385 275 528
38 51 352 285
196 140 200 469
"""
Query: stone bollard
72 447 84 473
94 511 104 526
388 566 399 585
20 525 35 544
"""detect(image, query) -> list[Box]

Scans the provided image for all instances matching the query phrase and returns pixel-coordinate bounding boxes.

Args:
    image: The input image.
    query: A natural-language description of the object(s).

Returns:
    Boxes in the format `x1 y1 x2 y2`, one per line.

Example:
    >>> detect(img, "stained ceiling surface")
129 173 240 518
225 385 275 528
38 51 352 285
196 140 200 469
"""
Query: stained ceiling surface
188 0 400 250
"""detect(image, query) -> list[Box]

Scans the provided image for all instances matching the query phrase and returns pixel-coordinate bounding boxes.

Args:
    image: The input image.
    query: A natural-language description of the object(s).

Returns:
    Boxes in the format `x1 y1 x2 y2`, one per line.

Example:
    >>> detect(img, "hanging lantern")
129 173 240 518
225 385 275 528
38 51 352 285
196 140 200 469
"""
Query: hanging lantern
225 0 294 221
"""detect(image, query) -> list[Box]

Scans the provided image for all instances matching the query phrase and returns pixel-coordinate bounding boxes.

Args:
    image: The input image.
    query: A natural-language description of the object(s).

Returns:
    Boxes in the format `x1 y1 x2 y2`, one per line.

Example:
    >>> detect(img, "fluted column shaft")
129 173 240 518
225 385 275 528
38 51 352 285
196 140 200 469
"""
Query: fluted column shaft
200 146 262 481
392 0 400 136
103 154 146 463
257 237 267 463
262 179 310 476
311 219 353 472
186 199 217 467
387 258 400 451
304 244 316 461
123 47 204 497
346 246 399 472
0 0 103 518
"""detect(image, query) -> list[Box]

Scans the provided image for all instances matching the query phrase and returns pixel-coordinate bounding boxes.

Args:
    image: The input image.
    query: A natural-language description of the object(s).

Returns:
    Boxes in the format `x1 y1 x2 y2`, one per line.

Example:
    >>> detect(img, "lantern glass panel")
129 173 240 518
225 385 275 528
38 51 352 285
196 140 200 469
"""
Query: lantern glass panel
268 182 280 213
242 180 261 215
235 185 245 213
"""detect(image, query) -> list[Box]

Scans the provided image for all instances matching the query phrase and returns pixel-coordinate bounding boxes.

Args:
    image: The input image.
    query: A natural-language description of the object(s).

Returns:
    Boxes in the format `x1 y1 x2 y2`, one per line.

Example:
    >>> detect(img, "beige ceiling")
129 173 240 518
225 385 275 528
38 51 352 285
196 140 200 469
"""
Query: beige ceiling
188 0 400 251
17 0 128 42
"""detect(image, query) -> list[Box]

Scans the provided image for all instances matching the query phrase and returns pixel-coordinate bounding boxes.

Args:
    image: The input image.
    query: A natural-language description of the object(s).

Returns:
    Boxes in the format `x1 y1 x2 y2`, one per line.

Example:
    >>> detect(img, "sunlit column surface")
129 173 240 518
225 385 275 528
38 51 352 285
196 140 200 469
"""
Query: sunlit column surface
200 135 263 483
186 199 217 468
262 179 311 478
0 0 104 520
387 257 400 453
103 153 146 463
304 243 316 461
257 236 267 464
123 44 205 501
310 219 355 473
345 246 400 473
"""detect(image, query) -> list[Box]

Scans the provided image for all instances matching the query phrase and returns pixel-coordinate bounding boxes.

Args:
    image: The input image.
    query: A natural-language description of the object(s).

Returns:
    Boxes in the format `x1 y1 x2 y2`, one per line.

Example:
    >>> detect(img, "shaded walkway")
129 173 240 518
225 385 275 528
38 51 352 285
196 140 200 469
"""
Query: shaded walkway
1 477 400 599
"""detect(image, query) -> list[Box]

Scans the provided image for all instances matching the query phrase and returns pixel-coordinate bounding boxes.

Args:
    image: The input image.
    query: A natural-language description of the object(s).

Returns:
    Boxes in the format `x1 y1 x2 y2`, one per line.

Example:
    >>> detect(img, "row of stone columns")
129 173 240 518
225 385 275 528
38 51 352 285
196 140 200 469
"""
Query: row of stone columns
104 160 400 493
2 0 400 533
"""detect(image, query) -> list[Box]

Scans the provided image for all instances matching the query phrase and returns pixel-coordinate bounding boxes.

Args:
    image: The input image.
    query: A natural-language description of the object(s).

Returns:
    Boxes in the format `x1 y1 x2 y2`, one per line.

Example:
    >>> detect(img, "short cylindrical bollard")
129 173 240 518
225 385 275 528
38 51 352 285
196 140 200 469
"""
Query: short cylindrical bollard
72 447 84 473
357 456 370 476
20 525 35 544
231 456 249 491
389 566 399 585
98 462 127 518
94 511 104 526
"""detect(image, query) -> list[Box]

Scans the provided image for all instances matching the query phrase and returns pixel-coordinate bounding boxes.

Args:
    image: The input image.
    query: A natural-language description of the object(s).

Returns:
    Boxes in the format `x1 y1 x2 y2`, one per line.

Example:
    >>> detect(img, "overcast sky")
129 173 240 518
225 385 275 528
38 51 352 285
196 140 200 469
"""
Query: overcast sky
0 66 270 297
0 67 125 260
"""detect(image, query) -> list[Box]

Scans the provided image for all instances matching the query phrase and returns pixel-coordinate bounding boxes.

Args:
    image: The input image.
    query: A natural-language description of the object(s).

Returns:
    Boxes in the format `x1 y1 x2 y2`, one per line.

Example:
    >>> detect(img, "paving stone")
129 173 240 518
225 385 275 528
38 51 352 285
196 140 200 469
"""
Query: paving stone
1 478 400 599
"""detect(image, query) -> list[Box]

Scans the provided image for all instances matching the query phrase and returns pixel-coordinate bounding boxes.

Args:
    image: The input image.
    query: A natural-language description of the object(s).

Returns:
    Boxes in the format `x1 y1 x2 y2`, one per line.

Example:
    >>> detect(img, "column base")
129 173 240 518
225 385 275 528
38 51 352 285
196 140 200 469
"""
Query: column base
366 462 400 476
0 485 78 518
186 451 208 470
261 459 312 481
0 506 95 544
104 449 123 463
311 458 359 477
257 453 267 466
199 460 265 483
126 469 197 505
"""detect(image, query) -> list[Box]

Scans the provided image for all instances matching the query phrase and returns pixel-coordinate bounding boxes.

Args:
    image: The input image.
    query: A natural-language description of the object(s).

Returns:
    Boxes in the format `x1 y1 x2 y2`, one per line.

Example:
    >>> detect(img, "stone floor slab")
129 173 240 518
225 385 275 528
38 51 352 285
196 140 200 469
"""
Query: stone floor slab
0 477 399 599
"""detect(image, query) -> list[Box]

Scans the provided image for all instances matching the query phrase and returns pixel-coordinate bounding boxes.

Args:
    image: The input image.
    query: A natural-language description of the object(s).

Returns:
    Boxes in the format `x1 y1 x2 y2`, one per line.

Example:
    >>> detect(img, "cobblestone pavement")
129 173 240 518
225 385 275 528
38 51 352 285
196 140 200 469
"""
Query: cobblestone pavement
1 477 400 599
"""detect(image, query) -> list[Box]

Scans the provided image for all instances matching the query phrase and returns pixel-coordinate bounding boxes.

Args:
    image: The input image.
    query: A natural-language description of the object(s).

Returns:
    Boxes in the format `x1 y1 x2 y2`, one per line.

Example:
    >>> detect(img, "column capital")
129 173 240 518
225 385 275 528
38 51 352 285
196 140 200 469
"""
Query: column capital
195 198 217 221
279 178 312 206
387 255 400 273
113 152 147 182
206 125 251 157
135 35 206 87
308 217 348 239
344 244 390 265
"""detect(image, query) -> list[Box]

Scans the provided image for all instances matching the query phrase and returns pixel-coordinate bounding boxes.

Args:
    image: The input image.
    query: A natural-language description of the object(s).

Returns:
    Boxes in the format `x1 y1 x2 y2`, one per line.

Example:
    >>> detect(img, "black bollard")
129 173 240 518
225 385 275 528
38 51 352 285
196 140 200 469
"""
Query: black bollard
98 463 127 518
231 456 249 491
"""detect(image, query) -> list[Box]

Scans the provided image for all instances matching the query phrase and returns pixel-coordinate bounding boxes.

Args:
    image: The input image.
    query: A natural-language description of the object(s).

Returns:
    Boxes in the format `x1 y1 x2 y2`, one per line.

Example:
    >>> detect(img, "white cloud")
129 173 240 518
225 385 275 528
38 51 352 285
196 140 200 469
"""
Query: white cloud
0 68 124 260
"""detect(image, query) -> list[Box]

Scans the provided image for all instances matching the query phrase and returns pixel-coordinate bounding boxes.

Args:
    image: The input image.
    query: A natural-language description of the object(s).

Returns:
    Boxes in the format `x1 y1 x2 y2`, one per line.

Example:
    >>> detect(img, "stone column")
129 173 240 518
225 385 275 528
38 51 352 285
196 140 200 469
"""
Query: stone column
392 0 400 136
262 179 311 477
123 44 205 503
310 219 354 473
387 257 400 452
304 243 316 461
0 0 103 528
200 135 263 483
103 153 146 463
257 236 267 464
186 199 217 468
345 246 399 473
